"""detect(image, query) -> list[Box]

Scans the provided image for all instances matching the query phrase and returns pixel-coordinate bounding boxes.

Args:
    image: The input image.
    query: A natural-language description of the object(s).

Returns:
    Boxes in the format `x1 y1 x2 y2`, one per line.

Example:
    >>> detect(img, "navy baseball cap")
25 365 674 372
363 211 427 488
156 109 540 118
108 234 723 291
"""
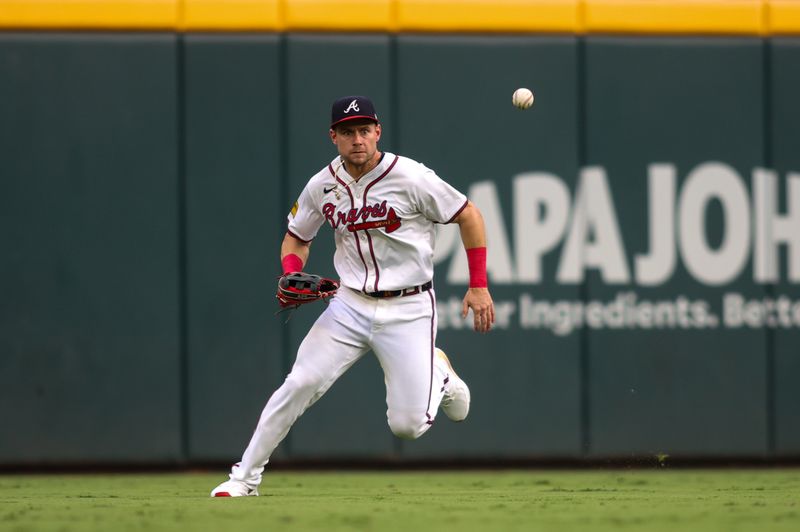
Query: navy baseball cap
330 96 379 129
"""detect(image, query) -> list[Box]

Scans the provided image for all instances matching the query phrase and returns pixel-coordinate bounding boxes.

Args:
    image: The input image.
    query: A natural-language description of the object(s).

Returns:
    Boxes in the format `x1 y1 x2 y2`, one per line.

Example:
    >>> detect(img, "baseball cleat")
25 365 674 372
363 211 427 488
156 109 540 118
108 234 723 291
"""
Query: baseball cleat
210 479 259 497
435 348 470 422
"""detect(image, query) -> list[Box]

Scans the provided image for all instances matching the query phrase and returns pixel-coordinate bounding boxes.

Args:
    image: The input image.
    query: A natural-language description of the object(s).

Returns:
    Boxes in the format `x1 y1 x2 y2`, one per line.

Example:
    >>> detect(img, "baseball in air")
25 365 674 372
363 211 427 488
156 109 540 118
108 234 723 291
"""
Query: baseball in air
512 88 535 110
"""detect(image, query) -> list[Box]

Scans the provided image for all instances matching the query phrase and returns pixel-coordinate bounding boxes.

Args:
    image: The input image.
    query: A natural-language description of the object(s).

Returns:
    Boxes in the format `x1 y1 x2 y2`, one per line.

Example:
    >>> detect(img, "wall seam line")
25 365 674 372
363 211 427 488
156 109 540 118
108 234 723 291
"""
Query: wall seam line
177 33 190 463
762 36 776 457
278 33 293 458
577 35 591 457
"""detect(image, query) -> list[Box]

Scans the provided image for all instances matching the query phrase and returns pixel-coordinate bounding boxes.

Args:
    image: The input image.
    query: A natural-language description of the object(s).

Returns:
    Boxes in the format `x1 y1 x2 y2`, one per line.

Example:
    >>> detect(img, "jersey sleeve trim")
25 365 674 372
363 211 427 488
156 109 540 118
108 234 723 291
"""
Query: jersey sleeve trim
444 199 469 224
285 229 313 244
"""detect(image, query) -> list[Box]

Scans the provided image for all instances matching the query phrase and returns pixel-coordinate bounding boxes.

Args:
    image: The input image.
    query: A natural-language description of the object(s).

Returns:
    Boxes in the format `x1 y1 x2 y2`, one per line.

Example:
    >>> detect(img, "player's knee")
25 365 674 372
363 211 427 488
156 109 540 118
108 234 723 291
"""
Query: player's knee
387 411 430 440
284 370 325 397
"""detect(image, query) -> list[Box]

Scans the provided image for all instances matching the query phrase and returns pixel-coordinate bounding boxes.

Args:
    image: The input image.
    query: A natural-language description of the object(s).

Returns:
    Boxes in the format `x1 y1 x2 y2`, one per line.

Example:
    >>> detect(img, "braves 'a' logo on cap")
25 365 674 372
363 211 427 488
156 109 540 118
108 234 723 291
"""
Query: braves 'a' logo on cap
343 100 360 114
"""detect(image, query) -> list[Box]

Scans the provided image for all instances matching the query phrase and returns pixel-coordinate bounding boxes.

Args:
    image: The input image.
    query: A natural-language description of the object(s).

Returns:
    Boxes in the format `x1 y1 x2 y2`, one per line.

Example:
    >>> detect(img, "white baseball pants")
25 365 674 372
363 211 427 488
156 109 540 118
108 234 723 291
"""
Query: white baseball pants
229 286 447 487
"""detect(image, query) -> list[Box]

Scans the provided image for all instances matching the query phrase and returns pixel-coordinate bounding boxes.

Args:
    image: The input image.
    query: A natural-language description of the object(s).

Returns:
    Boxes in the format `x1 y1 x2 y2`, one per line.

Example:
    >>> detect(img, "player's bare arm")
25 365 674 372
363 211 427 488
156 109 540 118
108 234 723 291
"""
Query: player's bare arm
454 201 495 333
281 232 311 270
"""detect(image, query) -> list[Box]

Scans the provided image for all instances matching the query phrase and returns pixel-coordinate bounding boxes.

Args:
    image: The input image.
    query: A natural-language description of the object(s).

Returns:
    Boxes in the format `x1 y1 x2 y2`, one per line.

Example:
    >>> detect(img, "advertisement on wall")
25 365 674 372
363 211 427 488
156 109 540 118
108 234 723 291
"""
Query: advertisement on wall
435 162 800 336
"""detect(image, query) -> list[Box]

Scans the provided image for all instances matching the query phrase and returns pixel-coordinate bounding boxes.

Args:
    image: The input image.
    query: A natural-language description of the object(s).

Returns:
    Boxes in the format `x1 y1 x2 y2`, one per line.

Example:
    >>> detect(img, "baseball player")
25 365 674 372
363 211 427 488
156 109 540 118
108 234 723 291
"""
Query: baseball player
211 95 495 497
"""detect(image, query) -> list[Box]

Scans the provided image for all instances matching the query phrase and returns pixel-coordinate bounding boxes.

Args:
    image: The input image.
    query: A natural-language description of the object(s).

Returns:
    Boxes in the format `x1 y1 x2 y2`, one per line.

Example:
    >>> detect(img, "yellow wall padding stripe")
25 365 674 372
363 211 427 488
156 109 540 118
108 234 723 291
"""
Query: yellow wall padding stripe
182 0 281 30
0 0 177 29
585 0 765 35
770 0 800 34
284 0 393 31
0 1 799 34
397 0 580 33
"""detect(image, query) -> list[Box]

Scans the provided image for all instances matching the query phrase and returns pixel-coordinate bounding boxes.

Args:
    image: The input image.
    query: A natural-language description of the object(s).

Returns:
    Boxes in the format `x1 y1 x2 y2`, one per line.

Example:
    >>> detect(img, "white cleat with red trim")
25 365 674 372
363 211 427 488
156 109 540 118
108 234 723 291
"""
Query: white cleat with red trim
210 479 259 497
435 348 470 422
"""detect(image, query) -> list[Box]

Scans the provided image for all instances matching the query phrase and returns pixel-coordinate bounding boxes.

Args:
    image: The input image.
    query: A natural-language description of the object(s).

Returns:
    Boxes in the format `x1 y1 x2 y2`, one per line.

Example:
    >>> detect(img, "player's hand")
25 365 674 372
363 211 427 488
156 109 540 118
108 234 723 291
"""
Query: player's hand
462 287 495 333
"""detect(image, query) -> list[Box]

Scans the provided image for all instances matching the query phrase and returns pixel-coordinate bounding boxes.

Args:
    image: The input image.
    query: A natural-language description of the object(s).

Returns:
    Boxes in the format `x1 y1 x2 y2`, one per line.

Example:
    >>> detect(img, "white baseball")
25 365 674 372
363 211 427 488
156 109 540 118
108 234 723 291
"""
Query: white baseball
512 88 534 110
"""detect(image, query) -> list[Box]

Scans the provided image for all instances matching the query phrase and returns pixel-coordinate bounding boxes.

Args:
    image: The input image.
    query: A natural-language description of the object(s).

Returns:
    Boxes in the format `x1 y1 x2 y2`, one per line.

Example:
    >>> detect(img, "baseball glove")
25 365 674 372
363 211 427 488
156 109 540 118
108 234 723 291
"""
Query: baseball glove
276 272 340 308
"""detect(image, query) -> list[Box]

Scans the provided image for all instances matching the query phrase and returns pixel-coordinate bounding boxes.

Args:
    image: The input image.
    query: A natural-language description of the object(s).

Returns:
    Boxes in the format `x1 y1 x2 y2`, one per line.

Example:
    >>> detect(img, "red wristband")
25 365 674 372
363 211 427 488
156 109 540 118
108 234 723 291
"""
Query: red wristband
281 253 304 274
466 247 488 288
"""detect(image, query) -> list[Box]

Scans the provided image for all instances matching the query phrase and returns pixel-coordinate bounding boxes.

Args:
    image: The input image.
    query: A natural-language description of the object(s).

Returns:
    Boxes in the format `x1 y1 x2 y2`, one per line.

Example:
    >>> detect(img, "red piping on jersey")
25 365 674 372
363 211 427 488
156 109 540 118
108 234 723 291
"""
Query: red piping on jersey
329 155 399 293
362 154 398 199
424 289 436 426
338 180 370 292
359 155 399 292
354 232 369 293
285 229 312 244
332 162 371 290
365 231 379 292
445 198 469 224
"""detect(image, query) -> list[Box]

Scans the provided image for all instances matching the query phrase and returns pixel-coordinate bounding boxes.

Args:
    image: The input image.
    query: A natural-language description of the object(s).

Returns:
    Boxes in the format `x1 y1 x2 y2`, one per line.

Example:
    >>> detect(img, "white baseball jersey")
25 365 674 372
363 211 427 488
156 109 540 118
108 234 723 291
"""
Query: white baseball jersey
287 152 467 292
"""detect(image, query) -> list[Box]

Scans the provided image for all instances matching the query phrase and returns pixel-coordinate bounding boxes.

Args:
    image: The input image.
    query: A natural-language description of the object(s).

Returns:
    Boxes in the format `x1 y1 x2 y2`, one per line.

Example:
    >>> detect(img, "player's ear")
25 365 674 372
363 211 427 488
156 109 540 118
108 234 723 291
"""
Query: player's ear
374 123 381 141
329 128 336 144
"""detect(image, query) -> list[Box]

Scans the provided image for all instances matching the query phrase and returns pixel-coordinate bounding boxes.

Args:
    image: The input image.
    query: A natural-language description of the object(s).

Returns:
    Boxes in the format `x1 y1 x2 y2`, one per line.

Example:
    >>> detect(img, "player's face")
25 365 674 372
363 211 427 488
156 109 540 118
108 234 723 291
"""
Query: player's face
330 121 381 168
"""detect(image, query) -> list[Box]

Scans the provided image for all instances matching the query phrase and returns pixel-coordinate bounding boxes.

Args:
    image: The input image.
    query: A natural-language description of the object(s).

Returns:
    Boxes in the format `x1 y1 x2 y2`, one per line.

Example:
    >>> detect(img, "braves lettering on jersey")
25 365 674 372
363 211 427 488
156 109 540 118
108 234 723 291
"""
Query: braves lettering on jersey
287 153 467 293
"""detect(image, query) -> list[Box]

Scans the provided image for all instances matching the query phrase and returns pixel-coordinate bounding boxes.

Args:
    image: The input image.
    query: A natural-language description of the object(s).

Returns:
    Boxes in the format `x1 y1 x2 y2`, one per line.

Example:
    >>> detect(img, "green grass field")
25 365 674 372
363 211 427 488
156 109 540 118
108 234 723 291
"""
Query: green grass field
1 470 798 532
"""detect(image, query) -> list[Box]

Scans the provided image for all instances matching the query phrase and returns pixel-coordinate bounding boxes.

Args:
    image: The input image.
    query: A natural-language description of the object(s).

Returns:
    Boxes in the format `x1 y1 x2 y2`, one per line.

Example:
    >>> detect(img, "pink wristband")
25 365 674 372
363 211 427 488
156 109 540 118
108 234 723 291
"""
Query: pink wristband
466 247 488 288
281 253 303 274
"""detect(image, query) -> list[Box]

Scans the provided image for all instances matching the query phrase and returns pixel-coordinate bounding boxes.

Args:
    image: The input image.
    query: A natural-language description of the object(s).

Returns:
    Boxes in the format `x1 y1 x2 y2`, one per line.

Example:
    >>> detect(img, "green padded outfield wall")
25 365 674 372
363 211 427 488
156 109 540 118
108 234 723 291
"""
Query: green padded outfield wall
182 35 287 461
1 32 799 465
0 33 181 462
772 38 800 456
583 38 768 457
396 36 582 458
